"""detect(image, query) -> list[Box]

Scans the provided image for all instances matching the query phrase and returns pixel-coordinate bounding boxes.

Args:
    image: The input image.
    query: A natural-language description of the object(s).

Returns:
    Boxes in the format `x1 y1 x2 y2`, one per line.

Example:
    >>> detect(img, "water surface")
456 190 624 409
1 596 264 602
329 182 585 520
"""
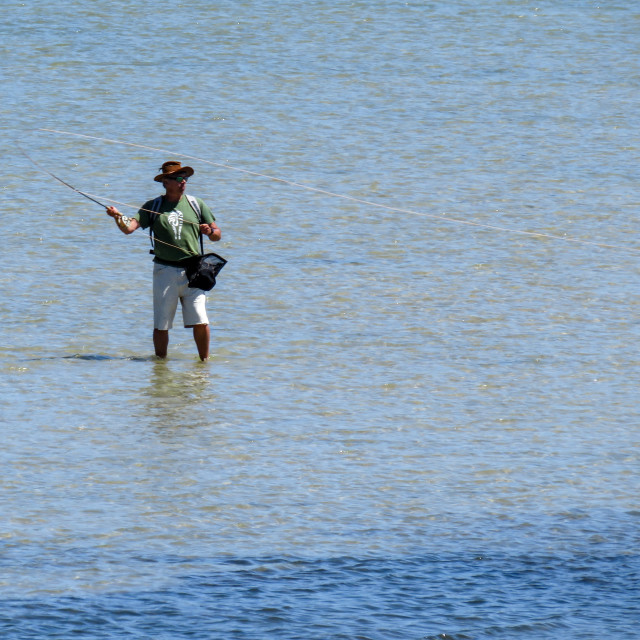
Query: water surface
1 1 639 638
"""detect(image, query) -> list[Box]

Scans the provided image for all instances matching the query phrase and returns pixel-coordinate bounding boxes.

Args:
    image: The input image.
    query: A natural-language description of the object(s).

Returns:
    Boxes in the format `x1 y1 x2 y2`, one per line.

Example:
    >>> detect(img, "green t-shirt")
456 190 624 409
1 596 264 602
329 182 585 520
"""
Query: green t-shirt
135 195 215 264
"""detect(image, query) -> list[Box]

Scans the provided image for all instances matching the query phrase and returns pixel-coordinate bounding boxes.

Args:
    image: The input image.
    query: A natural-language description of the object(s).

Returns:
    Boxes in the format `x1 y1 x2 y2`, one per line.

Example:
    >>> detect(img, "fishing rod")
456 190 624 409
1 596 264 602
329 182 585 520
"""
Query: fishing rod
19 144 207 258
19 144 109 209
21 142 202 230
22 141 205 224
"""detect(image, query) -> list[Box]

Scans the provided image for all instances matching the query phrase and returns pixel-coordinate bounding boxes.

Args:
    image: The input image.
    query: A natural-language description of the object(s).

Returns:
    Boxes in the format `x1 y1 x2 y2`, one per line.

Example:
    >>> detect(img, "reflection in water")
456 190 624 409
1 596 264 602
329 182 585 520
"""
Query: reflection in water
140 360 214 430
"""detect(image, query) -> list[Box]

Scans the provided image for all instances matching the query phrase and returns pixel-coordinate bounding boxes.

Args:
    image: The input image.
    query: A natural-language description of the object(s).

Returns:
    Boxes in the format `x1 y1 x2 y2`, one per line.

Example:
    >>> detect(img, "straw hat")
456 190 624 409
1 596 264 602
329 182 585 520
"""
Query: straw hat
154 160 194 182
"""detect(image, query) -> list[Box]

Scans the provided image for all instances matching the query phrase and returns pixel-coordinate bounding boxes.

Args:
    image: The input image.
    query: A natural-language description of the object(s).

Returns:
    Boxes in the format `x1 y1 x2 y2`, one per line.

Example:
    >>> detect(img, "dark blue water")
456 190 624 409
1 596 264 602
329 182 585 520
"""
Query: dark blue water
2 549 639 639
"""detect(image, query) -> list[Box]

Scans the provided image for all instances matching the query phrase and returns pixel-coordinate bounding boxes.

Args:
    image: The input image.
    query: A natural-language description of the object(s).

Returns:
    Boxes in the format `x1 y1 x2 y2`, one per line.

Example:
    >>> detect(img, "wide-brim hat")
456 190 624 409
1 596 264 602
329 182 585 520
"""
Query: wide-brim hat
154 160 195 182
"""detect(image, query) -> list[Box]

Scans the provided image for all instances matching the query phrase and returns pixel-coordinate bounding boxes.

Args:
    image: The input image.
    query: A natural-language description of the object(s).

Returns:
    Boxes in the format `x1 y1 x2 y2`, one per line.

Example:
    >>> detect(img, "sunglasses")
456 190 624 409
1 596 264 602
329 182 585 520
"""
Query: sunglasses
168 175 189 183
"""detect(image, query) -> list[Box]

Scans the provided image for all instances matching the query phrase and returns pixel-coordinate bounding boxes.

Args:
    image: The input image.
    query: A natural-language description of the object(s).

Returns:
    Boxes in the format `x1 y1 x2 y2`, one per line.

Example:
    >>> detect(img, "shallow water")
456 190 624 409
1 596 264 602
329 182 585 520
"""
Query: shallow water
1 1 639 638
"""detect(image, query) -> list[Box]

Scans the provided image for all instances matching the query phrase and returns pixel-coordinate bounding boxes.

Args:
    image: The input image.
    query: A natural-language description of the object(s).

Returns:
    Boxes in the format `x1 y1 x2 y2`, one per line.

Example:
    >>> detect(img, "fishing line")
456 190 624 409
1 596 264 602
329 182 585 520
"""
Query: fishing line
35 127 640 255
86 194 208 256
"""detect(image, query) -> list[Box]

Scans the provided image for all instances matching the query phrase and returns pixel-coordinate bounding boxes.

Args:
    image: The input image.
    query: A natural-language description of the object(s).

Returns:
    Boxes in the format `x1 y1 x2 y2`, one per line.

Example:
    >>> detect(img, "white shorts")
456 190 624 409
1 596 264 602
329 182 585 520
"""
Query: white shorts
153 263 209 330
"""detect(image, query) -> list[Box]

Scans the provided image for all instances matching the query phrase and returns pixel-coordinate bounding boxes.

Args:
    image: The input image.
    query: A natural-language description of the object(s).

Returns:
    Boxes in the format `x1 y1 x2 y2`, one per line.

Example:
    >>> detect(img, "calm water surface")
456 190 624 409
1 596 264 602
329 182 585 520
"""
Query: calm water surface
1 1 639 638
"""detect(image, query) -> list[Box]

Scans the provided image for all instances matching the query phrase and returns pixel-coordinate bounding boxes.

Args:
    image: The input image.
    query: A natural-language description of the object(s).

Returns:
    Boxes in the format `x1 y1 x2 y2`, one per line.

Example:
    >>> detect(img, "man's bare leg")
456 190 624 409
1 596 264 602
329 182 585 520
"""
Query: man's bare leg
193 324 210 361
153 329 169 358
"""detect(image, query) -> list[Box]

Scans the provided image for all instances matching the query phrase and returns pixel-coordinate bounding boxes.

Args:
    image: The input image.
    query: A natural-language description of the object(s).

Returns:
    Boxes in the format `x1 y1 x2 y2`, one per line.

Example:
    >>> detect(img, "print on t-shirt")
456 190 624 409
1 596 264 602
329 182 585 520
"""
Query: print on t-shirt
168 209 183 240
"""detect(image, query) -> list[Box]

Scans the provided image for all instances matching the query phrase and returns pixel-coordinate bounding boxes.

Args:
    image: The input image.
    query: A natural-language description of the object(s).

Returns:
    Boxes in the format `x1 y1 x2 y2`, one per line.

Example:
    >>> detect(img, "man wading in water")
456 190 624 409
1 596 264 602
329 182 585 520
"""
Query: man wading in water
106 161 221 361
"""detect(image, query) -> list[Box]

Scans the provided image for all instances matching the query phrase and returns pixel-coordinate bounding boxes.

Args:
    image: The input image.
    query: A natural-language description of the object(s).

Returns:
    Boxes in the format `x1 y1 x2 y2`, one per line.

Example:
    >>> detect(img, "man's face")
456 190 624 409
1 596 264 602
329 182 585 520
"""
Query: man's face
163 173 189 198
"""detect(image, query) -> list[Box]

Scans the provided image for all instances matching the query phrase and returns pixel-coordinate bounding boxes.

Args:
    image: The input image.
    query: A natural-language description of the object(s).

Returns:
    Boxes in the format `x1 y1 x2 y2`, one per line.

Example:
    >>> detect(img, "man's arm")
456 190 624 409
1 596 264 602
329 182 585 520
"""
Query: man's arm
106 206 141 235
196 200 221 242
199 221 221 241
